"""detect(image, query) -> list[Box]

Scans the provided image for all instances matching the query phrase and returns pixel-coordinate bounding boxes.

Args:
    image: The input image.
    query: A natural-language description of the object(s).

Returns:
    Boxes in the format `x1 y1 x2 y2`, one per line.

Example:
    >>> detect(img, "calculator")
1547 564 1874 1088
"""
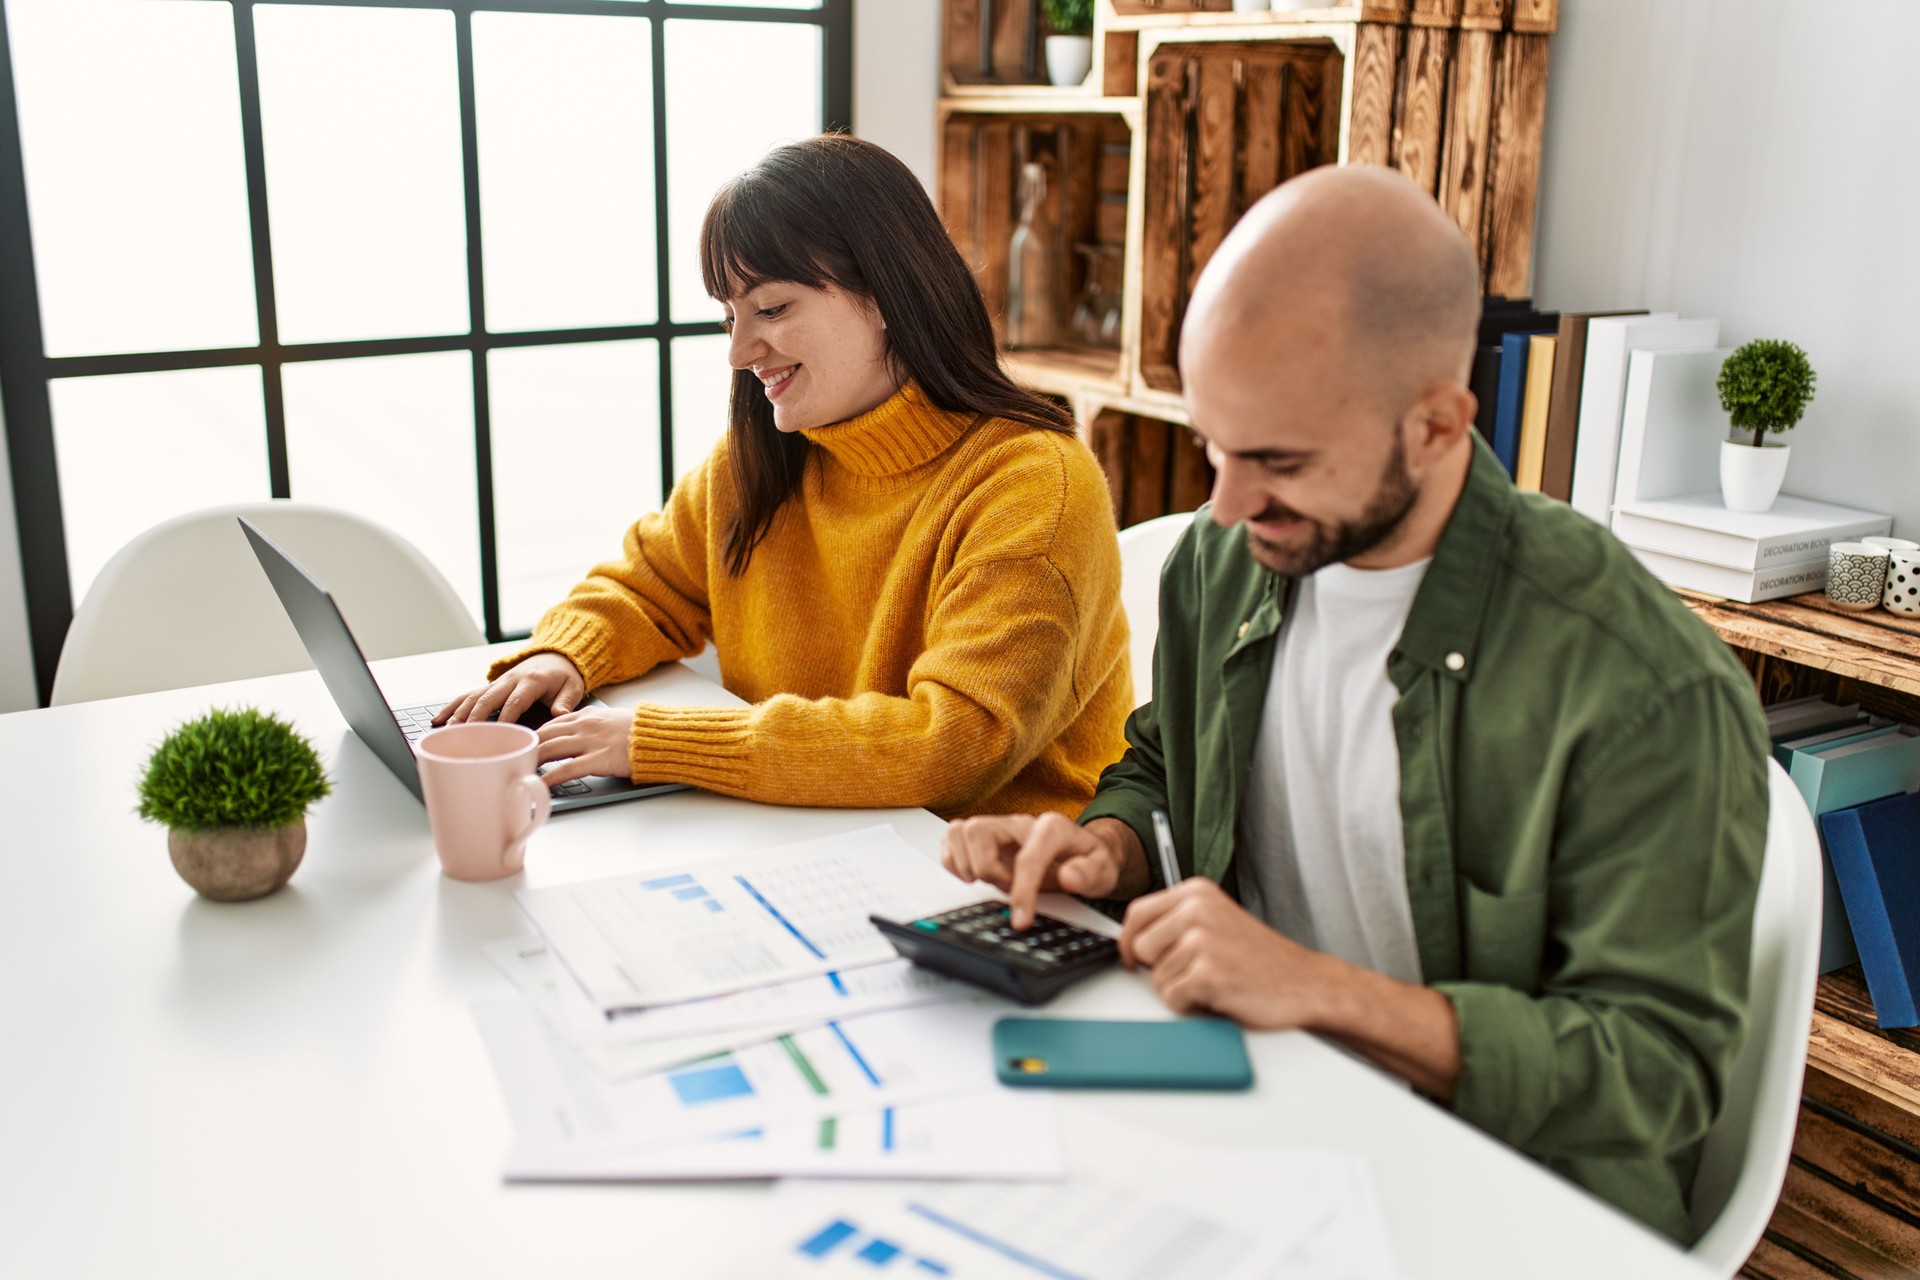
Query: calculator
869 900 1119 1005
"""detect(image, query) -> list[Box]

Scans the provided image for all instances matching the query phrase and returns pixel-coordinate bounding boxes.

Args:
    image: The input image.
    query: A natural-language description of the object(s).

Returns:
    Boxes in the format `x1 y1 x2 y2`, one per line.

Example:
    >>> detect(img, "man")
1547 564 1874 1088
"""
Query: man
943 166 1768 1243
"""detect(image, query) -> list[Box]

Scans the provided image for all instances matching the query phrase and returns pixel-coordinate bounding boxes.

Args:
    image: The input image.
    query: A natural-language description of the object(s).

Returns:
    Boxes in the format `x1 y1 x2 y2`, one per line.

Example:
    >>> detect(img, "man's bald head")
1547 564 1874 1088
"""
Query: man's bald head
1182 165 1481 411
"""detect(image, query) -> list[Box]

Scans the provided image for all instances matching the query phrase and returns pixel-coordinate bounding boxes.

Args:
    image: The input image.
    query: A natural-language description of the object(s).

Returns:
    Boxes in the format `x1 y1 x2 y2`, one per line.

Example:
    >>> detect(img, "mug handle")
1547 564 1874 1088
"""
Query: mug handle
501 774 552 875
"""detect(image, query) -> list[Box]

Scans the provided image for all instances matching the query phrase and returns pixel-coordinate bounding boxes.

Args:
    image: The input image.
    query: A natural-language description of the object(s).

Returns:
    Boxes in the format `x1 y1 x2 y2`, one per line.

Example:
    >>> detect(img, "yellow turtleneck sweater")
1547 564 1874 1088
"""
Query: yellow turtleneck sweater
490 382 1133 819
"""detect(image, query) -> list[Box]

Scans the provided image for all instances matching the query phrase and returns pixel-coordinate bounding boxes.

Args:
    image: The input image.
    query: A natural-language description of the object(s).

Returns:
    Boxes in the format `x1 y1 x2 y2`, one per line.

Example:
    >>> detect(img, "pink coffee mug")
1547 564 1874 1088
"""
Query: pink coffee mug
416 722 551 881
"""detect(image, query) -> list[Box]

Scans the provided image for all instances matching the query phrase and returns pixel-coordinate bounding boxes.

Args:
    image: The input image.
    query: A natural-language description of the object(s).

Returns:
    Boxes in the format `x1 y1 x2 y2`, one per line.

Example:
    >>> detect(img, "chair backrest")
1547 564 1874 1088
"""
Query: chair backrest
1116 511 1196 709
51 502 483 705
1688 758 1824 1274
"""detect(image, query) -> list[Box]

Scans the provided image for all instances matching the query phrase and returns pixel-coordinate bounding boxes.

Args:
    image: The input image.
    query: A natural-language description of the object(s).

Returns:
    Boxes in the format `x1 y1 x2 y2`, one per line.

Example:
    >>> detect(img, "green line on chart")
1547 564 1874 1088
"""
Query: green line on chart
779 1034 831 1096
817 1117 837 1150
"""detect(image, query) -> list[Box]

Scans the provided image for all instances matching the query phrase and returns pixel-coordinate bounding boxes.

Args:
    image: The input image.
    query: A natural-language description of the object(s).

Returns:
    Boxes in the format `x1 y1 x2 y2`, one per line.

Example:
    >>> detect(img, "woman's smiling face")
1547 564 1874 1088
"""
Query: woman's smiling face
721 281 902 433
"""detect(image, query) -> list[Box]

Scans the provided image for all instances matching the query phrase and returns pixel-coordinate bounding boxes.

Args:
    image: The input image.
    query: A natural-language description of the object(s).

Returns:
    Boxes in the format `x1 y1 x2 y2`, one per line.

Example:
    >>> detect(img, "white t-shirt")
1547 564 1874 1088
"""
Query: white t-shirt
1233 557 1431 985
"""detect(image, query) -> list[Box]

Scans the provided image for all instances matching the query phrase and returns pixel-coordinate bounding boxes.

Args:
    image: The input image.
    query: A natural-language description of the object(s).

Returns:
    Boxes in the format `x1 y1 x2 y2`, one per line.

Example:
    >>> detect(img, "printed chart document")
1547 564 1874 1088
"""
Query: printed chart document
507 1091 1065 1183
473 996 1010 1159
705 1119 1401 1280
485 938 972 1080
519 825 978 1012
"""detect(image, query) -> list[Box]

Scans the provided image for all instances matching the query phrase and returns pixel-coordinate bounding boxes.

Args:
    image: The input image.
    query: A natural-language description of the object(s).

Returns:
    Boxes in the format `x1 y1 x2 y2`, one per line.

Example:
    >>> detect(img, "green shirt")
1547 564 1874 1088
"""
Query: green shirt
1080 438 1769 1243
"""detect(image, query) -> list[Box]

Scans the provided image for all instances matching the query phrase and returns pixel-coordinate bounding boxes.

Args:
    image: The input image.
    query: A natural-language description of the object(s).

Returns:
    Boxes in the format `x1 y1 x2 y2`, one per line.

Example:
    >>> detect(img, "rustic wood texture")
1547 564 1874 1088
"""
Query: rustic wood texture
1460 0 1509 31
1408 0 1466 26
1482 31 1550 297
1511 0 1559 35
1169 422 1214 511
943 0 1052 87
1740 1232 1849 1280
1187 55 1240 299
1126 416 1172 525
1139 51 1193 391
978 121 1014 342
1391 24 1452 193
1686 593 1920 700
1104 30 1141 97
1436 27 1497 268
1771 1158 1920 1276
1087 411 1127 520
1345 21 1400 167
940 119 980 273
1792 1105 1920 1224
1111 0 1233 13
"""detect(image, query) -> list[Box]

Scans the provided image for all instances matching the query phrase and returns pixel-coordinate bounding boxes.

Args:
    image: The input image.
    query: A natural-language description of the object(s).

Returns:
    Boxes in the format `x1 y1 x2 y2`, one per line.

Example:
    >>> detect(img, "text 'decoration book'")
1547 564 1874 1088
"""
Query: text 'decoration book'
1626 545 1826 603
1567 314 1718 524
1541 310 1647 503
1612 494 1892 572
1820 790 1920 1027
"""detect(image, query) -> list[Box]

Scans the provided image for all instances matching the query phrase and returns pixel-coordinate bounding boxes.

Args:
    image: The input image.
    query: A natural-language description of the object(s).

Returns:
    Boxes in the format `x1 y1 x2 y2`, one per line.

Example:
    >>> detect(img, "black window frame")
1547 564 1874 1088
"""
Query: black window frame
0 0 854 705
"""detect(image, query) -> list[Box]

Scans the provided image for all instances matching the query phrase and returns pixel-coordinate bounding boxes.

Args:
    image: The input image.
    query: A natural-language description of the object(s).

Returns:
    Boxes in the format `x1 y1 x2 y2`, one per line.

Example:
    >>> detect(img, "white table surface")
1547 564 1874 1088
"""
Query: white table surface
0 645 1707 1279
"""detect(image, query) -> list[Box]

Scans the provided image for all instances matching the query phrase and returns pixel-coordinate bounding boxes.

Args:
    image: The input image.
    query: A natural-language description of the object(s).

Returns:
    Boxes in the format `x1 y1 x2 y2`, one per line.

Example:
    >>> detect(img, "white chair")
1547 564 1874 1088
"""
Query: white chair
51 502 483 705
1116 511 1195 709
1688 758 1824 1274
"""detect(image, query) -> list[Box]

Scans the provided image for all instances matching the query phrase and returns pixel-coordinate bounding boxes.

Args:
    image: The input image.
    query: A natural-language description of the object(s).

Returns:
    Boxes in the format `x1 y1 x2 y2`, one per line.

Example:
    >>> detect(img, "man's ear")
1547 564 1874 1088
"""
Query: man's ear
1405 380 1477 460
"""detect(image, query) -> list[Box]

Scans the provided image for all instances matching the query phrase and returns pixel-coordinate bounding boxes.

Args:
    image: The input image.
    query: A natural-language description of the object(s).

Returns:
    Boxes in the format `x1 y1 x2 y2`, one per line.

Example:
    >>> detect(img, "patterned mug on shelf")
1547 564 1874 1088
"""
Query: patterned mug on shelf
1882 551 1920 617
1827 542 1890 611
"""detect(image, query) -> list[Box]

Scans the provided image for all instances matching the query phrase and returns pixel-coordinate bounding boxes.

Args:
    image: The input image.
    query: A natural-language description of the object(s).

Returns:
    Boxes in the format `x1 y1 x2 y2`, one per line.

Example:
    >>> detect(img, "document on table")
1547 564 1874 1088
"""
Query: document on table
484 938 974 1081
472 995 1010 1158
518 825 979 1012
505 1091 1065 1183
703 1114 1402 1280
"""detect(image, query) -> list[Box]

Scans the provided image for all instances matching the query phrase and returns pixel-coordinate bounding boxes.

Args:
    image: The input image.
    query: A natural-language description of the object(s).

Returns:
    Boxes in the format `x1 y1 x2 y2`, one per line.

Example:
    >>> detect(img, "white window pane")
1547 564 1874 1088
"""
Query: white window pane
489 342 661 633
665 20 821 323
473 12 655 333
9 0 258 357
671 334 735 485
669 1 820 8
255 6 469 344
281 352 480 623
52 366 268 603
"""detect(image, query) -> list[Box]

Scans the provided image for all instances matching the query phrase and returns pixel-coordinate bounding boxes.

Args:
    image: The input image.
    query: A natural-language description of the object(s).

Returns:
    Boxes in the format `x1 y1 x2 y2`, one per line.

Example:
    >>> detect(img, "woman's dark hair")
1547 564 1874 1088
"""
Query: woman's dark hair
700 133 1074 576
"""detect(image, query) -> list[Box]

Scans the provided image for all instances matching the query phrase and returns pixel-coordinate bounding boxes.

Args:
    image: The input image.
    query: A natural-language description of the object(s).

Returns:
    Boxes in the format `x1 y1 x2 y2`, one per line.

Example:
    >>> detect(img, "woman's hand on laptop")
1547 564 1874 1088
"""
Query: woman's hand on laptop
533 707 635 784
434 652 586 727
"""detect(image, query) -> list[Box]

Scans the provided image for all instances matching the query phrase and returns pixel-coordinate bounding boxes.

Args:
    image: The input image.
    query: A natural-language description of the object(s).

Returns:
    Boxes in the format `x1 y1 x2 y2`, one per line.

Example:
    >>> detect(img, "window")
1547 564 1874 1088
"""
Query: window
0 0 851 702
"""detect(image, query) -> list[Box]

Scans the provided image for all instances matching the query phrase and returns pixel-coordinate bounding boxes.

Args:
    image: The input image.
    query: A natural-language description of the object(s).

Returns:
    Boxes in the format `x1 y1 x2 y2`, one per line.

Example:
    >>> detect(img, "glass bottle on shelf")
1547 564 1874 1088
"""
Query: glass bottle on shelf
1006 161 1058 349
1072 244 1124 350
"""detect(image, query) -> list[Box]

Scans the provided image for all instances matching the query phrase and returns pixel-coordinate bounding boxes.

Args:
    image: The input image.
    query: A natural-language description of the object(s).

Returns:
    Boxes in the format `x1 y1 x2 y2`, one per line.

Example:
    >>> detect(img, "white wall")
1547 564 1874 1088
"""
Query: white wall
853 0 940 191
1533 0 1920 535
0 387 38 712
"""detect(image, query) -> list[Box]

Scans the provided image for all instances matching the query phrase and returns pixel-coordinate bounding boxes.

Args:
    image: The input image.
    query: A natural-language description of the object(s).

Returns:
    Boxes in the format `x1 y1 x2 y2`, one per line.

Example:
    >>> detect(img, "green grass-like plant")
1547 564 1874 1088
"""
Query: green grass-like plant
1043 0 1094 37
1717 339 1817 446
137 707 331 833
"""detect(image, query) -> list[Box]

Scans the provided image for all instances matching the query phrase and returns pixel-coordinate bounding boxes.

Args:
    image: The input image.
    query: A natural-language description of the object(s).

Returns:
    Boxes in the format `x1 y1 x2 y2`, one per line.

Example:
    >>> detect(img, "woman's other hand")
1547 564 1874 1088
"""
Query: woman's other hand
535 708 636 784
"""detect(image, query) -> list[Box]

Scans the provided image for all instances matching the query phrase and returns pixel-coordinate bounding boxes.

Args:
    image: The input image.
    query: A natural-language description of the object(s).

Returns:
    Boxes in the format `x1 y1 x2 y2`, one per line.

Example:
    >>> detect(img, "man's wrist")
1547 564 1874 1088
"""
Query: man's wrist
1082 817 1152 899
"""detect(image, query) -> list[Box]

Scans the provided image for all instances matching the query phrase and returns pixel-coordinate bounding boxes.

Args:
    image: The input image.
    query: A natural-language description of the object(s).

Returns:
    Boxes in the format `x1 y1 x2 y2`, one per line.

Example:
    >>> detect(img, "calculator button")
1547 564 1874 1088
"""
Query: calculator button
913 920 940 931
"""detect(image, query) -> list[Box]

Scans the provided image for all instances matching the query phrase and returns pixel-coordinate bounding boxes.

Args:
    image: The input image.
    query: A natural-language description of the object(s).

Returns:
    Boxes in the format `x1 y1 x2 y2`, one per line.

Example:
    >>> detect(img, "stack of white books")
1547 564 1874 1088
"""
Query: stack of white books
1613 493 1892 602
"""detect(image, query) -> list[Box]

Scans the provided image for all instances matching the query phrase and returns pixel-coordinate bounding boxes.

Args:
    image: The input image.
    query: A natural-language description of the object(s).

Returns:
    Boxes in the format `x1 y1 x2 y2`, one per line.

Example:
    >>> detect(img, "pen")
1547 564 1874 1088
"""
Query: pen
1150 809 1182 890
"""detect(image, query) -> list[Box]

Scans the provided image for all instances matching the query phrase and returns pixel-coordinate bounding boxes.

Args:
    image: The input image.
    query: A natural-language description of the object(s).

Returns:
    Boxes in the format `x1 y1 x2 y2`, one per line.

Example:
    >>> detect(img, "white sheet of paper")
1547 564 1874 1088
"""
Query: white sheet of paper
472 995 1010 1157
517 825 979 1011
504 1090 1066 1183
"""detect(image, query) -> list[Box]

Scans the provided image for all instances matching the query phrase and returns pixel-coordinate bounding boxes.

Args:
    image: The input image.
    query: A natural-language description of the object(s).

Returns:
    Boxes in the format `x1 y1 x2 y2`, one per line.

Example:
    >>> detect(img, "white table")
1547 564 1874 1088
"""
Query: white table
0 646 1707 1278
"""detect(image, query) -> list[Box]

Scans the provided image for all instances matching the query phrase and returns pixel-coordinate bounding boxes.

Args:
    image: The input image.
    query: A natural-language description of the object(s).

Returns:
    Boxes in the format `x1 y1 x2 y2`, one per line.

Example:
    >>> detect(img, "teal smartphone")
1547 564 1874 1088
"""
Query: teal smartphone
992 1017 1254 1091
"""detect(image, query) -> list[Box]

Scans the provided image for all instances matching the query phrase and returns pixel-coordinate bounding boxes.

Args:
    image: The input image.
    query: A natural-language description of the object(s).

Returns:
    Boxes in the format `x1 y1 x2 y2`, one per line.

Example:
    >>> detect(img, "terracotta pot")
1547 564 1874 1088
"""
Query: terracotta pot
168 822 306 902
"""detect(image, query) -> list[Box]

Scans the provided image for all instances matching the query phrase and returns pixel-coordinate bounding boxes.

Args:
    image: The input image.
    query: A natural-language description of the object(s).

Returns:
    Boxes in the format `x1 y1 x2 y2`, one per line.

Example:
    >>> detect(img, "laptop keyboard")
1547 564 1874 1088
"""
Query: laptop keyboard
395 703 594 796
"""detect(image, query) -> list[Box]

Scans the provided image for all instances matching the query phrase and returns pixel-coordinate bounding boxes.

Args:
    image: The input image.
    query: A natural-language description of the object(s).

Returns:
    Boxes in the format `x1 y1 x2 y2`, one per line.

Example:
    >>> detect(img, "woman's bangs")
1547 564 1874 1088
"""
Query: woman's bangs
699 184 834 302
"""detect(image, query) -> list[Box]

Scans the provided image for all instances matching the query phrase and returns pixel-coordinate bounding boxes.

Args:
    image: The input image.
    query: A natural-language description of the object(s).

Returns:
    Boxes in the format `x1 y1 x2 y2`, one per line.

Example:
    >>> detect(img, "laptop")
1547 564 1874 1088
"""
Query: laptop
240 517 687 812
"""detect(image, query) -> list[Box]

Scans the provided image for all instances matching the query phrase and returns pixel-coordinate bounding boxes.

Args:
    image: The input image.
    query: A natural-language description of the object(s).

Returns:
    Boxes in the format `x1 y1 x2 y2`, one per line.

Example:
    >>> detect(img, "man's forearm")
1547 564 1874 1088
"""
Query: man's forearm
1306 955 1463 1102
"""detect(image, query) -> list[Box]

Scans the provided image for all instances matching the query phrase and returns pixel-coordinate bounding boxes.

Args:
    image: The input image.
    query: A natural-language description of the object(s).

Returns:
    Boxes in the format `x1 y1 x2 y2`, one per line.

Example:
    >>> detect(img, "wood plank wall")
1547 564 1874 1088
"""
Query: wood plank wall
1087 411 1213 527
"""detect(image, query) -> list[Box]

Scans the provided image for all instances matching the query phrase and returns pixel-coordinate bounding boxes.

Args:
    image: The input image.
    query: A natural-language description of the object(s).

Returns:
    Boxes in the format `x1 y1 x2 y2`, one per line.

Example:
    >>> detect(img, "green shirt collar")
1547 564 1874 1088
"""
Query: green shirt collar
1393 435 1514 688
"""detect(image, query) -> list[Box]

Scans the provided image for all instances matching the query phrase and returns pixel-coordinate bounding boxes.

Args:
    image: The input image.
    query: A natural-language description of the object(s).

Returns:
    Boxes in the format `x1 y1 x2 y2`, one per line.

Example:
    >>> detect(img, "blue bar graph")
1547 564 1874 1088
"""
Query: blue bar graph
829 1020 883 1087
856 1238 902 1266
672 885 710 901
797 1220 859 1259
667 1062 754 1106
641 873 697 891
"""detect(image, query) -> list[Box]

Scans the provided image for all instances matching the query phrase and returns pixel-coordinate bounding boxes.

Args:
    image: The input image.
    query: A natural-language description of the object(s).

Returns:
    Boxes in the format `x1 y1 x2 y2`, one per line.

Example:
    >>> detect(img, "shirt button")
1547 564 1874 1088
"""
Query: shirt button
1445 651 1466 672
1237 621 1250 639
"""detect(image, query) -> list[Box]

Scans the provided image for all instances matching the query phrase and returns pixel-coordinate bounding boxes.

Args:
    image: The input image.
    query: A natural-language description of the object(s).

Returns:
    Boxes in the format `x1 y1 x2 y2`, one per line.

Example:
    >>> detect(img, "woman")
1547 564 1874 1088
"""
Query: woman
439 134 1131 819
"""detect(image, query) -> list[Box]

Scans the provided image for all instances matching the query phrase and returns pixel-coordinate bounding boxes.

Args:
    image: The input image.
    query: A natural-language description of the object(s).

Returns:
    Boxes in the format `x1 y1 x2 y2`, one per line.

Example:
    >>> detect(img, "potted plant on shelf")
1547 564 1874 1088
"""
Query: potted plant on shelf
1042 0 1094 87
1716 338 1816 513
138 707 332 902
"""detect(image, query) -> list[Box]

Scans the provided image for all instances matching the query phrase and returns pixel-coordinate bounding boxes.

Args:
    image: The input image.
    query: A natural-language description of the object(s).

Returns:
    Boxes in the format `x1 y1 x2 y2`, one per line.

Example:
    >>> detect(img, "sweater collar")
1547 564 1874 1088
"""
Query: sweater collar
799 381 977 477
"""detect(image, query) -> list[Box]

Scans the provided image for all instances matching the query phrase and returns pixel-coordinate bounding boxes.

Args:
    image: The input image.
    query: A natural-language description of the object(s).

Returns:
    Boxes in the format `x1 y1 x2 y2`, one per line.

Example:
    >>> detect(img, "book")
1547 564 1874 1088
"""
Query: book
1567 314 1718 523
1771 718 1884 769
1610 348 1730 512
1470 302 1558 447
1493 330 1553 477
1626 544 1826 603
1788 727 1920 973
1610 493 1893 572
1766 696 1864 740
1820 791 1920 1027
1541 310 1647 503
1515 334 1556 492
1470 343 1502 443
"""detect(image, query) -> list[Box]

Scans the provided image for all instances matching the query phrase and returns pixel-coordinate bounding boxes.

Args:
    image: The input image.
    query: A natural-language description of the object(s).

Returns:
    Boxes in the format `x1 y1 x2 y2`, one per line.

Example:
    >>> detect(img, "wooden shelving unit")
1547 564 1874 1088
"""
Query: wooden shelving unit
937 0 1559 527
1681 591 1920 1278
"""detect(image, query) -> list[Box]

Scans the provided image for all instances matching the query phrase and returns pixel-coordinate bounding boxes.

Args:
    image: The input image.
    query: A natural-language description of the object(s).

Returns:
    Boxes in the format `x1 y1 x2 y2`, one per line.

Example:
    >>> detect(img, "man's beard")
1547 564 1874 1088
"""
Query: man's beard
1245 433 1420 578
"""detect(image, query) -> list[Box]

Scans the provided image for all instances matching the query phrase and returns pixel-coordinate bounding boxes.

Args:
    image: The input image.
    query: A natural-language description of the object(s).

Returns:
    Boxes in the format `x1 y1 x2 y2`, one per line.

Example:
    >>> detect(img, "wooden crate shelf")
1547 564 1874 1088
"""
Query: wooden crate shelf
1086 405 1213 528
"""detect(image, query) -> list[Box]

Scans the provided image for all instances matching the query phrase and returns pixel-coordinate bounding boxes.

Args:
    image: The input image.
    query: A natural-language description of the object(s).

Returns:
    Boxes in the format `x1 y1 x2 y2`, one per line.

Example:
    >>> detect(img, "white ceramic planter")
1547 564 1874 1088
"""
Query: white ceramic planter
1045 35 1093 87
1720 440 1791 513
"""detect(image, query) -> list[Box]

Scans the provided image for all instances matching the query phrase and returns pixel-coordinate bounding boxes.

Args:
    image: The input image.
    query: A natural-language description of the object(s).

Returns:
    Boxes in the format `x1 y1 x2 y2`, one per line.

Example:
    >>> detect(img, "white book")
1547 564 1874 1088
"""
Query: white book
1568 314 1717 523
1611 347 1729 511
1613 492 1892 571
1626 543 1827 603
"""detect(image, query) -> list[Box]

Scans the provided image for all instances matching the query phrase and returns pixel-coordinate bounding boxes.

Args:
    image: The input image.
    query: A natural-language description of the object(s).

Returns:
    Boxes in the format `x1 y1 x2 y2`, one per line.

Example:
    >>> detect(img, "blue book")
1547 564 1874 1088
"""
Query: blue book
1789 728 1920 972
1493 331 1552 477
1820 792 1920 1027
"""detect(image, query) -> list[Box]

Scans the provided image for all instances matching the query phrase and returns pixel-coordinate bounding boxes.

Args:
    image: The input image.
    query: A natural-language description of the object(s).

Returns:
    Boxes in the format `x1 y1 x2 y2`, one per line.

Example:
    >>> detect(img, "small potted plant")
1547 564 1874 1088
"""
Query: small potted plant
1042 0 1094 87
138 707 332 902
1716 338 1816 513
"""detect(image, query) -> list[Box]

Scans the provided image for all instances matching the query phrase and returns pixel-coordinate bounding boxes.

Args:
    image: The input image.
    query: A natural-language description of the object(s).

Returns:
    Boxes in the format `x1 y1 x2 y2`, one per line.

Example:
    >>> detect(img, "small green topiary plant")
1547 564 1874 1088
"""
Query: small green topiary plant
1717 339 1817 447
137 707 331 833
1043 0 1094 37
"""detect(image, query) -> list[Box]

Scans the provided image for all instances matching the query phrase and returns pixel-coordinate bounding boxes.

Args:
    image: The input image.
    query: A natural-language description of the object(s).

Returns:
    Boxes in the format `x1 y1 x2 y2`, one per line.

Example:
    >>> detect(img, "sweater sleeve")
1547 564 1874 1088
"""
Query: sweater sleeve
617 449 1125 817
487 451 717 688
